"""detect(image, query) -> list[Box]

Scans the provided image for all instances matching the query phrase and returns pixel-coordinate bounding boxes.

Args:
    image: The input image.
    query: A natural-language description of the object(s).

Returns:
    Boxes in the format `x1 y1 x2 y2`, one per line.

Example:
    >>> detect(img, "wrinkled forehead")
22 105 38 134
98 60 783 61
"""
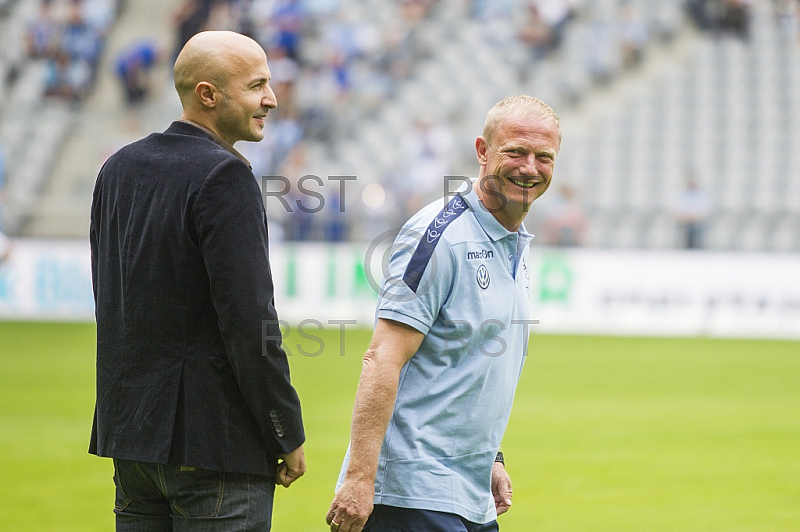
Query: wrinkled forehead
494 115 561 149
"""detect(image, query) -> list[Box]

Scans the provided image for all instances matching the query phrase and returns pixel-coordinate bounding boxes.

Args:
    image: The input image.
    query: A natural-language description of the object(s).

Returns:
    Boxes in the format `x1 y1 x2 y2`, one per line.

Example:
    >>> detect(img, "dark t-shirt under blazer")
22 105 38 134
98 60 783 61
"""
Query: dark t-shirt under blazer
90 120 304 477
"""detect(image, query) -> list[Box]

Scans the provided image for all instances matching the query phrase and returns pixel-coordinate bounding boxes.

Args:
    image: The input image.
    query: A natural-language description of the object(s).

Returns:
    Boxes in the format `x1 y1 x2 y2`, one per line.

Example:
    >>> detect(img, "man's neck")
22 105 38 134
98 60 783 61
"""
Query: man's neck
475 187 525 233
177 117 251 168
179 114 227 144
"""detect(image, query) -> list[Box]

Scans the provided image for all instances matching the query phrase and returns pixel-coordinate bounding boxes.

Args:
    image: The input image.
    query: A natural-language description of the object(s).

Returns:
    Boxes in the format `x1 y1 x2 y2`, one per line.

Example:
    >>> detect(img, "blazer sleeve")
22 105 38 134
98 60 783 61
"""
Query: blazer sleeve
193 157 305 456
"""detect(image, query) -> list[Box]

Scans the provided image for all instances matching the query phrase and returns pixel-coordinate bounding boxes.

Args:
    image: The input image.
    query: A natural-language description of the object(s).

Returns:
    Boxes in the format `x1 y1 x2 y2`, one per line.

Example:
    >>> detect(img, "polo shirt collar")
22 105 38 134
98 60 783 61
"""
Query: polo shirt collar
462 182 533 242
178 119 252 169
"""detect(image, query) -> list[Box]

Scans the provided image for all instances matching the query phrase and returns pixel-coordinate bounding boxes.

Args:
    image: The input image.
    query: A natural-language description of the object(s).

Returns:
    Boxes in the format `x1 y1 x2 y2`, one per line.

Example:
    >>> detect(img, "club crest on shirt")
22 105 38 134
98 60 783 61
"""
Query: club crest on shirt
476 264 490 289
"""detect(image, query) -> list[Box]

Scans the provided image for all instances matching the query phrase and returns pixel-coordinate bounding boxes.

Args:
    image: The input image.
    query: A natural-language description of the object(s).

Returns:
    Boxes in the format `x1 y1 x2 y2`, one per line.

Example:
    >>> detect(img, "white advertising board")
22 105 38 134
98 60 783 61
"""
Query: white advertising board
529 249 800 339
0 240 798 339
0 239 94 320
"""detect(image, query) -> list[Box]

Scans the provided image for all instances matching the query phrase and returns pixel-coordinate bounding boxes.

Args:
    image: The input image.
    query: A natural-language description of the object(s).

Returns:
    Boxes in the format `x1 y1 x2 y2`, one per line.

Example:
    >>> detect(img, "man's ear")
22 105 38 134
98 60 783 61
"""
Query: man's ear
476 136 489 165
195 81 219 108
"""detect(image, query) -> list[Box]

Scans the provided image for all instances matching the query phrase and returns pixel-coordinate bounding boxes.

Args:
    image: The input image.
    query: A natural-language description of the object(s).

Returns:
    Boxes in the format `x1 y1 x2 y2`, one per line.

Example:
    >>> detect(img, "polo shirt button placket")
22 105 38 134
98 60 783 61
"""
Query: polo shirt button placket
507 236 516 275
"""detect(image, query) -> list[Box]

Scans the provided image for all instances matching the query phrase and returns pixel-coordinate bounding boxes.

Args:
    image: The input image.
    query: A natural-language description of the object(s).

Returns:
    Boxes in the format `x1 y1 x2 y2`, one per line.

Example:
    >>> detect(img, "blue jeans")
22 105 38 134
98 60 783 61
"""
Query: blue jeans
113 459 275 531
363 505 500 532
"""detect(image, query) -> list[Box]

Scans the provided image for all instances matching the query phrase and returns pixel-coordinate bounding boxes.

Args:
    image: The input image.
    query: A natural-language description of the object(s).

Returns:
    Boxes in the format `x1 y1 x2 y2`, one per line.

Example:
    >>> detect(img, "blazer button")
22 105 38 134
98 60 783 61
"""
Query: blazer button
270 410 284 437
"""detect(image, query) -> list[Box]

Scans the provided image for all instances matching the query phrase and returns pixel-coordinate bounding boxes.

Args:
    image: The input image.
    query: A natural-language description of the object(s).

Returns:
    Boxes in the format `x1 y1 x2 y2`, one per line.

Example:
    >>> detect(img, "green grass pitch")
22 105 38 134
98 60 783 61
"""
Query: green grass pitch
0 321 798 531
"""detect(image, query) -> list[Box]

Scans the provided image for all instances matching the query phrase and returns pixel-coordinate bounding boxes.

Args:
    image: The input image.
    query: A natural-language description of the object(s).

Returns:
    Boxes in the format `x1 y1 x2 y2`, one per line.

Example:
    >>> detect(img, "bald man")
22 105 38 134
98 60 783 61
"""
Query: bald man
90 31 305 531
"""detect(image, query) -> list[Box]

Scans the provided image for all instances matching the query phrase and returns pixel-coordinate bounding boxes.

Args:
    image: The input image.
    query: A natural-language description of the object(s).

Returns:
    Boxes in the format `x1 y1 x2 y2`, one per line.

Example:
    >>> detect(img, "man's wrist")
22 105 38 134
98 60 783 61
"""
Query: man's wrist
495 451 504 466
345 465 378 484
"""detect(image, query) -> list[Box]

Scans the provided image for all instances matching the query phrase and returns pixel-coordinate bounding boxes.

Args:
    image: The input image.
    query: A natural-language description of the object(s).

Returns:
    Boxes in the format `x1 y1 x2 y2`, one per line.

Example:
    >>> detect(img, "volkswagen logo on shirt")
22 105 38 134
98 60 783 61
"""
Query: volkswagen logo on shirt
476 264 490 289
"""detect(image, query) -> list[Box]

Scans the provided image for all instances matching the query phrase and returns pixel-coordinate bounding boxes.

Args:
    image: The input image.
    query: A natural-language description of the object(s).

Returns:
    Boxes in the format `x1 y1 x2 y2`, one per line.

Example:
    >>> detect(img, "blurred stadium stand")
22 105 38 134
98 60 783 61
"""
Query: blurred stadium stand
2 0 799 251
1 0 121 235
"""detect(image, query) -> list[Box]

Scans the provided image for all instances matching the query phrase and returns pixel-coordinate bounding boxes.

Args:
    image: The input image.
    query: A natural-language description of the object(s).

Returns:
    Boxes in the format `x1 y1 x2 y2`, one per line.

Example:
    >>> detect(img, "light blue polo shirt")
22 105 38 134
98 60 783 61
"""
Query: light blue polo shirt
337 184 534 524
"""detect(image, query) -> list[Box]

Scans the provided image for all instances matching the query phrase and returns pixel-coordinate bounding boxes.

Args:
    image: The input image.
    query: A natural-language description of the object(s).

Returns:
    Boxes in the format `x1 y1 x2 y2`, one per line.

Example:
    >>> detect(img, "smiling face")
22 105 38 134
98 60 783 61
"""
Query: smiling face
174 31 278 146
475 113 560 231
215 47 277 145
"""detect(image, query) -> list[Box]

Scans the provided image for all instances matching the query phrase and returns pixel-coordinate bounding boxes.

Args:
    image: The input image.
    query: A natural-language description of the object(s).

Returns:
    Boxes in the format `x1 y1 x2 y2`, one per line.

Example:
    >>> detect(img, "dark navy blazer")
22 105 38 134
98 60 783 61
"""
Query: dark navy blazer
90 121 304 476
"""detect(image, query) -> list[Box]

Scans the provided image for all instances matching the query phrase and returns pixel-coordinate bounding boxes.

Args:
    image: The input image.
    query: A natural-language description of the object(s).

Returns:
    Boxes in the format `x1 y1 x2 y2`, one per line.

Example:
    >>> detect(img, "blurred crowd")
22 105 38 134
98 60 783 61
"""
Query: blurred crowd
164 0 449 240
8 0 688 242
25 0 119 102
167 0 447 173
8 0 799 246
684 0 800 43
159 0 666 241
685 0 753 40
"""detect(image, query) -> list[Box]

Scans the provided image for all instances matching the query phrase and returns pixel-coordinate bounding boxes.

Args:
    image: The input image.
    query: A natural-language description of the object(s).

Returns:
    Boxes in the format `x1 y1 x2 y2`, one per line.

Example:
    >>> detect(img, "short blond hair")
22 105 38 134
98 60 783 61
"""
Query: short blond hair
482 94 561 145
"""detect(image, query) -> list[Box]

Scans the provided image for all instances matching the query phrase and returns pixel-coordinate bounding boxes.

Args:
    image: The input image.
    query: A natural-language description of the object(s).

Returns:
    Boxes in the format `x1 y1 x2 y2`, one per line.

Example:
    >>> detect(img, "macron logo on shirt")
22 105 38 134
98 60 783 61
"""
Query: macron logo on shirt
467 250 494 260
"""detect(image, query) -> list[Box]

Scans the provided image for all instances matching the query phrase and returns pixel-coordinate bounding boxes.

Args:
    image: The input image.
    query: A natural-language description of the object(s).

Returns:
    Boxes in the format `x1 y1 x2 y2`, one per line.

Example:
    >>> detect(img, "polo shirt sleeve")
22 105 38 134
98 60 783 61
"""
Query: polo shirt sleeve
376 228 456 335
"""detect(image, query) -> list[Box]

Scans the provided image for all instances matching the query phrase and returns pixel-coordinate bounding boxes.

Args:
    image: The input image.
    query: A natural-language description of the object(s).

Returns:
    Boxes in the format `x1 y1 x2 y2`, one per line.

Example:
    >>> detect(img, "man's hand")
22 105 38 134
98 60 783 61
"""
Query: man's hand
324 319 422 531
325 477 374 532
492 461 513 516
276 445 305 488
